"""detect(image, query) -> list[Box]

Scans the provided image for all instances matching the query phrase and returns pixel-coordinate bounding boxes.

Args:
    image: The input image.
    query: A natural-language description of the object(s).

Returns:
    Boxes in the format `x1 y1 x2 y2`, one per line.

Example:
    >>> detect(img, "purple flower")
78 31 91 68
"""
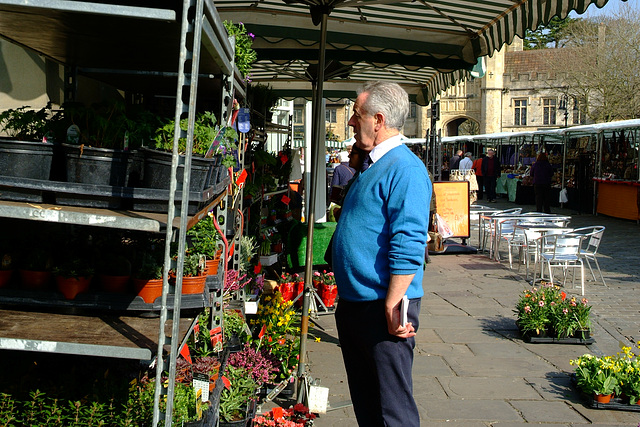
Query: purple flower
249 32 255 39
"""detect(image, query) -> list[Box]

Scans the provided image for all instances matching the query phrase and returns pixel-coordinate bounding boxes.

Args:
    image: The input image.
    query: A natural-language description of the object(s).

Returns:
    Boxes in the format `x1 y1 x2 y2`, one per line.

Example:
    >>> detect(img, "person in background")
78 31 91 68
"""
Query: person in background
459 152 473 171
472 153 485 200
481 149 501 203
330 149 356 189
332 81 431 427
530 152 554 213
449 149 463 171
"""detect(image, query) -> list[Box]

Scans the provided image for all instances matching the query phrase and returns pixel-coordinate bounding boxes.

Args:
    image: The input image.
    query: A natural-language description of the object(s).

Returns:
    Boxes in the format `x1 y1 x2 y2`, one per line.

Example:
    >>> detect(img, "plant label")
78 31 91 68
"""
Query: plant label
237 108 251 133
308 385 329 414
193 372 209 403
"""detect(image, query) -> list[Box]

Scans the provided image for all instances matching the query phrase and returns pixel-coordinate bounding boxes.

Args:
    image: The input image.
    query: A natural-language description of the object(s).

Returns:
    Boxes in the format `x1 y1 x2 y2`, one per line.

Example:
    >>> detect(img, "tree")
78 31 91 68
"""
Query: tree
547 4 640 122
523 16 578 49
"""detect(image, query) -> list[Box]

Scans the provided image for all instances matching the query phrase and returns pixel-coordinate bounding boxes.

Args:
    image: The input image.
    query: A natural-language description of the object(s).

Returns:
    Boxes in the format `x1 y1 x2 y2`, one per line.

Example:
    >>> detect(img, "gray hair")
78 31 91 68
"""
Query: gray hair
465 152 472 157
357 82 409 131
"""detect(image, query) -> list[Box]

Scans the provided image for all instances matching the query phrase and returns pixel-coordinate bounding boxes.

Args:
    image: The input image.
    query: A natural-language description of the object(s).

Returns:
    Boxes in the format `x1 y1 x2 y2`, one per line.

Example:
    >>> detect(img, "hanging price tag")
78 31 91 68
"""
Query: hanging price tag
281 195 291 206
237 107 251 133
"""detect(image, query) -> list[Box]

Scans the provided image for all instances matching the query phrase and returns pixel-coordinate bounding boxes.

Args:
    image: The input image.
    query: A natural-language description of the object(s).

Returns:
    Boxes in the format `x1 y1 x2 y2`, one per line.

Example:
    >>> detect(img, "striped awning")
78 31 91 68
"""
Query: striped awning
217 0 614 104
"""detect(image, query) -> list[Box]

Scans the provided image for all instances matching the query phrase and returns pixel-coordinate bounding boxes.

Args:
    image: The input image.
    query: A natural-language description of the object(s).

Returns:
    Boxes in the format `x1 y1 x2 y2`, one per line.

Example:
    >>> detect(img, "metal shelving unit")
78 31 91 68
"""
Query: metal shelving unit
0 0 238 424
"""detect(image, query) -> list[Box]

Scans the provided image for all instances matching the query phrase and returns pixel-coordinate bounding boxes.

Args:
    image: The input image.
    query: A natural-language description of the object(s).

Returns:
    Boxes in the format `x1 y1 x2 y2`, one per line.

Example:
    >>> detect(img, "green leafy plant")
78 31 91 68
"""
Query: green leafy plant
52 257 95 279
219 365 258 423
134 252 163 280
223 309 249 345
0 103 58 141
153 111 237 159
239 235 258 275
179 253 206 277
187 214 222 259
223 21 257 79
570 353 619 396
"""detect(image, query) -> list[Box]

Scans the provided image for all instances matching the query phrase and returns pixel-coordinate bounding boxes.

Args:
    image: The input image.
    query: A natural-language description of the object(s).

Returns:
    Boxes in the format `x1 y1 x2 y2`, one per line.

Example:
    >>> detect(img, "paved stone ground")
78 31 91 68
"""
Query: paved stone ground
274 198 640 426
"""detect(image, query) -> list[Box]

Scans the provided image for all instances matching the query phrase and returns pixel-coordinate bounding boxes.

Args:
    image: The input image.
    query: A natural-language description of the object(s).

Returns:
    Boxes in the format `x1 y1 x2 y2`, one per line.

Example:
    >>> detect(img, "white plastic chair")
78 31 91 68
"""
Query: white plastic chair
536 233 585 295
509 225 572 279
482 208 522 257
571 226 606 286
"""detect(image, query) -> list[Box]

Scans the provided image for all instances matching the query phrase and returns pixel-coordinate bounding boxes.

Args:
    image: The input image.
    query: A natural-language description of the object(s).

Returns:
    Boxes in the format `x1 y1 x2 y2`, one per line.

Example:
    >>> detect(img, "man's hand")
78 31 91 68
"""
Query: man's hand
386 301 416 338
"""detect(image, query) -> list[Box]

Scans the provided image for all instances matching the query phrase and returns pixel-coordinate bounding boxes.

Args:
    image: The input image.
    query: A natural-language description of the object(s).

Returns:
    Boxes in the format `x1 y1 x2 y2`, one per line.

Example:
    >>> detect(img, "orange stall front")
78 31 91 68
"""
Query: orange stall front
594 178 640 221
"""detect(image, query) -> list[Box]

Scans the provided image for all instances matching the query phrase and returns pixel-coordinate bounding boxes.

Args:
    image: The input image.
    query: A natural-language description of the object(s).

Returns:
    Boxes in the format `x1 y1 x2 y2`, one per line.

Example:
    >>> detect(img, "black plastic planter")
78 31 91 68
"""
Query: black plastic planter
0 138 54 202
139 147 216 192
62 144 132 187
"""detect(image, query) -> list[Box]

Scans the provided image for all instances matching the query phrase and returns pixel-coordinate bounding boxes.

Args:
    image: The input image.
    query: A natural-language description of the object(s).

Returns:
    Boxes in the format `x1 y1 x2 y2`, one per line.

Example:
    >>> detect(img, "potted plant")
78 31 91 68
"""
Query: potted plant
140 111 237 192
0 104 60 200
223 308 249 352
0 250 15 288
18 247 54 290
52 257 95 300
223 20 257 80
187 213 223 276
61 99 159 188
253 403 316 426
219 365 258 426
97 252 132 293
320 270 337 308
172 253 207 295
227 343 278 388
133 252 164 304
571 353 618 403
247 83 279 122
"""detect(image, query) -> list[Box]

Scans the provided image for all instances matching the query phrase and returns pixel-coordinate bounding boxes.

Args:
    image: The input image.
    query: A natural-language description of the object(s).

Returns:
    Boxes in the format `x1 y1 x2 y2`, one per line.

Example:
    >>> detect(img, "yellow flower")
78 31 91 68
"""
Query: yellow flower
315 337 321 342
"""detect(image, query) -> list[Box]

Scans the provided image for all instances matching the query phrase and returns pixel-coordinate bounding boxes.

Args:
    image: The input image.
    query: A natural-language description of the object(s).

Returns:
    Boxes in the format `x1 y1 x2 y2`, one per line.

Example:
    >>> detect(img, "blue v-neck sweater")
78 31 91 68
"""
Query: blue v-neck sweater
332 144 431 302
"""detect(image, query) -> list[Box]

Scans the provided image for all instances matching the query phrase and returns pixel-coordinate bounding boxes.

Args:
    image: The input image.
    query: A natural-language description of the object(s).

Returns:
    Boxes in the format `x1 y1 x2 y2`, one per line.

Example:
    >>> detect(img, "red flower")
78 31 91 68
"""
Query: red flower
561 291 567 301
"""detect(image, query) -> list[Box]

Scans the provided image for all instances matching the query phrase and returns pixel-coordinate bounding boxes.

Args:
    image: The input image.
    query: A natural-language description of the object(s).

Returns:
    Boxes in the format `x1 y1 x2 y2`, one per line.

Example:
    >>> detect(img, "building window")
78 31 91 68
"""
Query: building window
543 98 557 125
325 108 337 123
408 102 417 119
514 99 527 126
294 108 304 124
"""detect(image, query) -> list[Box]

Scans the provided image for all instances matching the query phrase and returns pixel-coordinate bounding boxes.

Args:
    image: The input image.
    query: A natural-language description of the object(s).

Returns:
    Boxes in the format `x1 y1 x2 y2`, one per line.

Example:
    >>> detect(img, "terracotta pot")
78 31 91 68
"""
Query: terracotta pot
19 269 52 290
99 274 131 293
133 278 163 303
593 392 613 404
181 275 207 294
205 254 222 276
56 275 92 300
0 269 13 288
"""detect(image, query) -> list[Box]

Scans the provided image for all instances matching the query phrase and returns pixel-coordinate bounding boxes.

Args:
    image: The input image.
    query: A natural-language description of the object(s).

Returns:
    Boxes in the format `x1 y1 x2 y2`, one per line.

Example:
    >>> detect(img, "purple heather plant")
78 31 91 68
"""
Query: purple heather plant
228 343 278 386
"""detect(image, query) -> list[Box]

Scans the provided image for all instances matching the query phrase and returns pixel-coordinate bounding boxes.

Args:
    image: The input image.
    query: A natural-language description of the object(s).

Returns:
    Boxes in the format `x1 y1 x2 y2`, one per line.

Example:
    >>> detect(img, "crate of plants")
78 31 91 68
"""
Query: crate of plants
570 345 640 412
515 282 594 344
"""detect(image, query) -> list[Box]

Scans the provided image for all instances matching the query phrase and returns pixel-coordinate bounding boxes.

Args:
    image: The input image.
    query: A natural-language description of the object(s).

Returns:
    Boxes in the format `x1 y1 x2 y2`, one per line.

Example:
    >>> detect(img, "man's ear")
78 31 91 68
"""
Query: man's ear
374 112 385 130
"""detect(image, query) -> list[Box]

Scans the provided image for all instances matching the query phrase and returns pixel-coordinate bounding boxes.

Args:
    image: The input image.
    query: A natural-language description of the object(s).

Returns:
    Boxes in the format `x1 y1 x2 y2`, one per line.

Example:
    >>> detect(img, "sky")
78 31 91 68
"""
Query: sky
570 0 638 17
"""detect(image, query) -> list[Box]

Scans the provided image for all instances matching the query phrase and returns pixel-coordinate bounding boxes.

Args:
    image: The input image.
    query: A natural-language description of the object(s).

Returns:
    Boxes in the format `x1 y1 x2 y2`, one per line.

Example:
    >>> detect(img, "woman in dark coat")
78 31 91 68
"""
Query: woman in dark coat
530 152 554 213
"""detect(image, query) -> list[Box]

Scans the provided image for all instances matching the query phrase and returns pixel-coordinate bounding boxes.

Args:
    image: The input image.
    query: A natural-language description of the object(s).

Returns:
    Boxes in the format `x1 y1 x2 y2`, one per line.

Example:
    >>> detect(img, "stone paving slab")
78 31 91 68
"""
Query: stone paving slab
418 399 523 422
445 355 553 377
437 377 541 400
509 400 588 423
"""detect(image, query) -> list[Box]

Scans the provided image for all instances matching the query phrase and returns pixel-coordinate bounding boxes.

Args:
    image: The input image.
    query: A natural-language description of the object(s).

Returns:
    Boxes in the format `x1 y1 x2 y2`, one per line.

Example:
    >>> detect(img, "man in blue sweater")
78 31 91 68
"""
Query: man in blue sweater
332 81 431 426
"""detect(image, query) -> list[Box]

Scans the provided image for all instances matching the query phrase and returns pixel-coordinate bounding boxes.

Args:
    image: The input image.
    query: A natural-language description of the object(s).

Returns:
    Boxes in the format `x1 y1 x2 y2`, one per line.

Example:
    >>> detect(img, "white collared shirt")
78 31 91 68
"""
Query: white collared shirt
369 134 404 164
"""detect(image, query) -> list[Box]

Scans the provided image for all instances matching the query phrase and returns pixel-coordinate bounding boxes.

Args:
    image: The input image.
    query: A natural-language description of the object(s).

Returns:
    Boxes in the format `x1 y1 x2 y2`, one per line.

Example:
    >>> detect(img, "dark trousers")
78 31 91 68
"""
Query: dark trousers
335 298 421 427
534 183 552 213
476 175 484 199
484 175 497 200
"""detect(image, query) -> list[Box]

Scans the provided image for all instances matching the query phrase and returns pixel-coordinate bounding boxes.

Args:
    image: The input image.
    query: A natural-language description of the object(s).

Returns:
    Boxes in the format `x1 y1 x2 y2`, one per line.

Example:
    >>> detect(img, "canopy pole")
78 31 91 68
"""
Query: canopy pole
298 9 328 400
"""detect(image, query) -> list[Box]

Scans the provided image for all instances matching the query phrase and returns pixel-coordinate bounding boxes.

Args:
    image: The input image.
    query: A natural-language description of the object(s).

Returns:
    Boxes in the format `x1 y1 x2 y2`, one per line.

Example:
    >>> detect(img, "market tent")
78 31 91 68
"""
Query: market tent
217 0 612 103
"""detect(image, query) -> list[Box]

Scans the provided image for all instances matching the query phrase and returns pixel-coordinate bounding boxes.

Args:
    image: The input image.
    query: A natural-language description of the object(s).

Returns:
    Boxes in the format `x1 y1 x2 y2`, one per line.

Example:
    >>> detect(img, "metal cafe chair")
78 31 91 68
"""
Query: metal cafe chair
534 233 585 295
571 226 607 286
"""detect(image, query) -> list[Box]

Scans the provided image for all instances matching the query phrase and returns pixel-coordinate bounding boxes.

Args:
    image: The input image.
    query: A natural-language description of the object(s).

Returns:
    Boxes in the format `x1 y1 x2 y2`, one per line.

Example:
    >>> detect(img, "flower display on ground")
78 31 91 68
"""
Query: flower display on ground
570 343 640 403
515 282 591 338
